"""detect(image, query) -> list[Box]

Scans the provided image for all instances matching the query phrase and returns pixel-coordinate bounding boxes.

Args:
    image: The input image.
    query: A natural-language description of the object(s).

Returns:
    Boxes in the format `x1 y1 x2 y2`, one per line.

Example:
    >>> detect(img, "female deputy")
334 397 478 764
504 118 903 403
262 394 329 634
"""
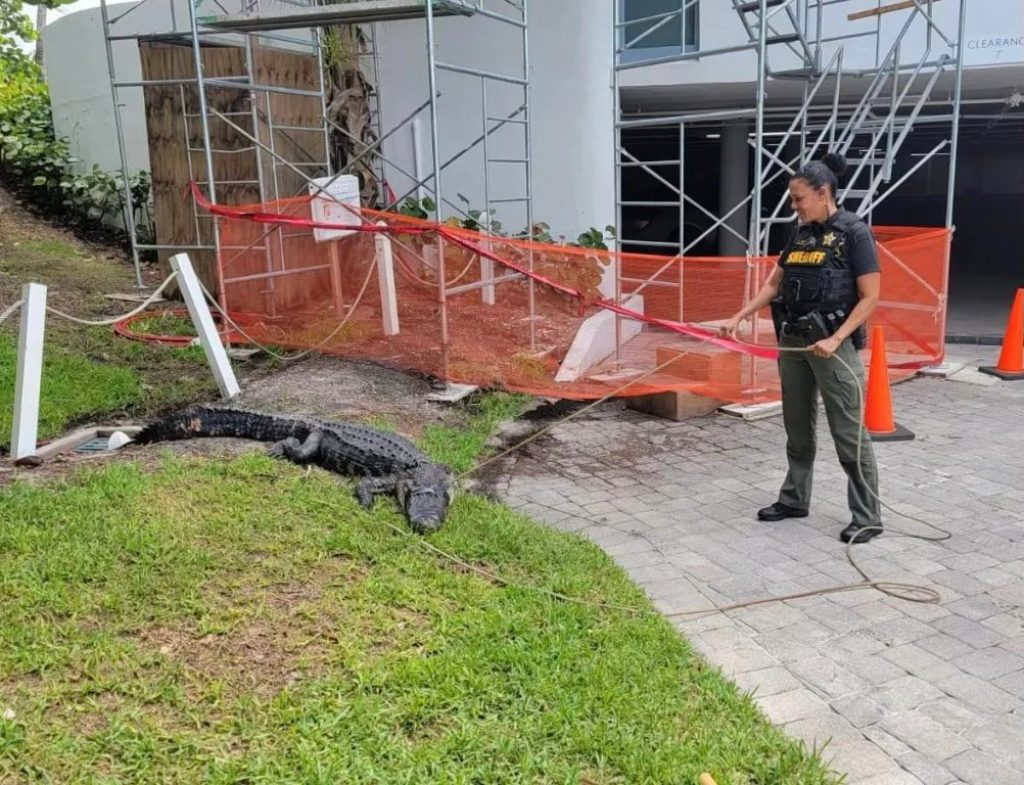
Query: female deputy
720 152 883 544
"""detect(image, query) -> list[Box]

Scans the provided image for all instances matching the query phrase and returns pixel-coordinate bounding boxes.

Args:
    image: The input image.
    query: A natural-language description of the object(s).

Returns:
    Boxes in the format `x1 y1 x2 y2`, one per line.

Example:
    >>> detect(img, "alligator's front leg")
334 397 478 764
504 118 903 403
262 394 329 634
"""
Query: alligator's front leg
267 429 323 464
356 475 398 509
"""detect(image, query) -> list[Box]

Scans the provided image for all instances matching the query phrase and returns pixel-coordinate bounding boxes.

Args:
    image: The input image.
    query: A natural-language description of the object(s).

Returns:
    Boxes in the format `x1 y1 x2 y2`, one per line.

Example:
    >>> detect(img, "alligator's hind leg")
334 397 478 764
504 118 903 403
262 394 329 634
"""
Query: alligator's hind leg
267 430 322 463
267 437 299 459
356 475 398 509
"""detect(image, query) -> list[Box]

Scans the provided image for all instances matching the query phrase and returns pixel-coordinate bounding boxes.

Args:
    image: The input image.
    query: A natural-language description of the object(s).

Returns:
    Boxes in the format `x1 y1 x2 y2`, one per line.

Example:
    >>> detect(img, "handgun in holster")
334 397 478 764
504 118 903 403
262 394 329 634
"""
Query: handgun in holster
777 311 829 342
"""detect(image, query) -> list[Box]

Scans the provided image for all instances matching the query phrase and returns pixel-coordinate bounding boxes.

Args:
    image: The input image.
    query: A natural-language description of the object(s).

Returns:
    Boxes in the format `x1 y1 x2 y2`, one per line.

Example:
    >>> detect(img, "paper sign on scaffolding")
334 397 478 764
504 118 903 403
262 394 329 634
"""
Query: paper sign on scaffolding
309 175 362 243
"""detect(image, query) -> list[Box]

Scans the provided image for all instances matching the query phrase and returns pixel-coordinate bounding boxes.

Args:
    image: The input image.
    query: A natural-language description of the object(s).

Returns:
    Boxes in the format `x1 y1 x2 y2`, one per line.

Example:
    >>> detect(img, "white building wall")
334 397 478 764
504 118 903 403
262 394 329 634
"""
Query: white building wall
43 2 152 176
373 0 615 242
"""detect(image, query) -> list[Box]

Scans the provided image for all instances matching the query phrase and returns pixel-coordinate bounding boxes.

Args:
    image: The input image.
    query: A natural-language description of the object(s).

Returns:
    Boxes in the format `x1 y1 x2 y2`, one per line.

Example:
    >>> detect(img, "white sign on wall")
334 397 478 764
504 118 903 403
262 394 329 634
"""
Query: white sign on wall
309 175 362 243
964 34 1024 65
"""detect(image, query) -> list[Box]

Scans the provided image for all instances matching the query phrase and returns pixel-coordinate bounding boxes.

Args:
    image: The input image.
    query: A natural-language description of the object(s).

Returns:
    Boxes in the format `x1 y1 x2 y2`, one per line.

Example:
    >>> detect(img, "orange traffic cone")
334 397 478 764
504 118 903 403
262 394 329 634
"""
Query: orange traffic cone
864 325 915 442
980 288 1024 380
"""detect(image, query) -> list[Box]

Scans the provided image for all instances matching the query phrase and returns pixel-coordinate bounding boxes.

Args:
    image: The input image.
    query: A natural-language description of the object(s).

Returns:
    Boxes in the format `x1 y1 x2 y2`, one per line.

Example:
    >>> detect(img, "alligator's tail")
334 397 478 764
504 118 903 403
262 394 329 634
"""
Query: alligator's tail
133 406 307 446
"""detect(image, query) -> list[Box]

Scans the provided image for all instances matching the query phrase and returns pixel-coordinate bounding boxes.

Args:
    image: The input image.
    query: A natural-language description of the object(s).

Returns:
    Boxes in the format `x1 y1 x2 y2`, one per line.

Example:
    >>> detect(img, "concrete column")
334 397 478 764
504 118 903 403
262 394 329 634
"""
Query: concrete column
718 120 751 256
530 0 616 243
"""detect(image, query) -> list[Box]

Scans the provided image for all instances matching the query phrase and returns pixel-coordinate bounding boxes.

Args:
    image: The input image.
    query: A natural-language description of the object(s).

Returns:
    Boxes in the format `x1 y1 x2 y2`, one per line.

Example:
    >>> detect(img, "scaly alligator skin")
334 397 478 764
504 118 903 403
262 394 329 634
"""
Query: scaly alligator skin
133 406 454 533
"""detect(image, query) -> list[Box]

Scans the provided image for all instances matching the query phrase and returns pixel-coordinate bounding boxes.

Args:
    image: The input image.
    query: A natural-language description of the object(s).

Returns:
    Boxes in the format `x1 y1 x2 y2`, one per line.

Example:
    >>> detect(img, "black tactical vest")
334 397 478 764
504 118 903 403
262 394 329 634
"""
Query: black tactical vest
778 210 862 315
773 209 866 347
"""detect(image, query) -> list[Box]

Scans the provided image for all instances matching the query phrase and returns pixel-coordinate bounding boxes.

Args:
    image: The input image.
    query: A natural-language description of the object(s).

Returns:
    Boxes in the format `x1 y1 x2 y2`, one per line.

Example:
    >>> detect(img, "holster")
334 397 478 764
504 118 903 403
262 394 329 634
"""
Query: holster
851 324 867 351
769 298 786 341
778 307 866 349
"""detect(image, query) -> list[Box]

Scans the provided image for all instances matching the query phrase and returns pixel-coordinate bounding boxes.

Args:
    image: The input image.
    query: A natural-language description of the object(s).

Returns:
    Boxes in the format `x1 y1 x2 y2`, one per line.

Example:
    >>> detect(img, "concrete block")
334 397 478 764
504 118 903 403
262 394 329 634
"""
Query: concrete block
625 390 725 421
918 362 965 378
718 400 783 421
426 382 478 402
655 342 743 384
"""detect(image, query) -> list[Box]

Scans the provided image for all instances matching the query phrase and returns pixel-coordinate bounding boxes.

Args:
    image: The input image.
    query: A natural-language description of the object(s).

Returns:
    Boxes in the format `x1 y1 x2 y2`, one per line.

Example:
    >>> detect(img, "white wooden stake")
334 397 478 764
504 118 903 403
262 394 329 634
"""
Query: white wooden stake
374 226 400 336
480 250 496 305
169 254 240 400
11 283 47 460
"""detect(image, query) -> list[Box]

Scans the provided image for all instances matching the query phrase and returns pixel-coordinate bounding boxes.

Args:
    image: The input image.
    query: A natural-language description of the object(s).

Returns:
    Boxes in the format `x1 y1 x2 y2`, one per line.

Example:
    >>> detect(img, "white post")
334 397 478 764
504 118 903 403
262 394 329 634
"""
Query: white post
480 218 496 306
374 226 400 336
11 283 47 460
480 253 496 305
169 254 240 400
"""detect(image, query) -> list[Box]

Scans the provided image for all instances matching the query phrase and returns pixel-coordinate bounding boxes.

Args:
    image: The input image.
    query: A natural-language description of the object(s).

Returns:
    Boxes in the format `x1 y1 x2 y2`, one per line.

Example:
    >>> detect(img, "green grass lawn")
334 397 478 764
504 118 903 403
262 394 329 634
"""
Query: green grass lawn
0 204 840 784
0 433 841 785
0 223 220 451
0 327 216 451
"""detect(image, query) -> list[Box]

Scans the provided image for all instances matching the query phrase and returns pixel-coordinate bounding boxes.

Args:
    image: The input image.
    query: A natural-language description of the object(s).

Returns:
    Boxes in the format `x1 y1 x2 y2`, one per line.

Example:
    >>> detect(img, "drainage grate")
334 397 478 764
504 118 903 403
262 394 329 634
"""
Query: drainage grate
72 437 116 455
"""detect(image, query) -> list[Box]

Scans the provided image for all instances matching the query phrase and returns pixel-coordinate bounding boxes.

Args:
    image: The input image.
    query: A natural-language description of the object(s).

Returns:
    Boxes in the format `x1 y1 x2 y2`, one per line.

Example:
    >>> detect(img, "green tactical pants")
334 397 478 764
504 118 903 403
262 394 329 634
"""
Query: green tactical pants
777 334 881 528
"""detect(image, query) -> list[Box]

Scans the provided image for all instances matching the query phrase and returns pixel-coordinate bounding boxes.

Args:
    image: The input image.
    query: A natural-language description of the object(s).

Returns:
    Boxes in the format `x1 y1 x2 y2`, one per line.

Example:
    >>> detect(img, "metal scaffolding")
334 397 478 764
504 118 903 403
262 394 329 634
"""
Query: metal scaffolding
100 0 533 329
613 0 967 260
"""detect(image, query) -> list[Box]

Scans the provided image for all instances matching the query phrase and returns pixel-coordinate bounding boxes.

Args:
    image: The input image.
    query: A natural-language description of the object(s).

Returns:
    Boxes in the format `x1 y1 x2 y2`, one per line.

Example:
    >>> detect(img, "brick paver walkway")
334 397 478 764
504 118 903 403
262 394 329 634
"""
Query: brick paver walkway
493 348 1024 785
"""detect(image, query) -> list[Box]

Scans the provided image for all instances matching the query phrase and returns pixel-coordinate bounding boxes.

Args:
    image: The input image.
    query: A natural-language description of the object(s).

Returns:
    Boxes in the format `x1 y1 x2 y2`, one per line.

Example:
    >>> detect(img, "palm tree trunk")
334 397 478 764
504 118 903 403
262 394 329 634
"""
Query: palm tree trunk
323 23 381 207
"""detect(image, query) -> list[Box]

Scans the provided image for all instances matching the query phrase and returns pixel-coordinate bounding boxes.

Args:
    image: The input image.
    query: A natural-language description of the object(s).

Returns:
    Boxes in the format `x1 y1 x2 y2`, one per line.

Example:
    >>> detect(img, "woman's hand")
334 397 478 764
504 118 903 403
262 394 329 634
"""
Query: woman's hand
811 335 842 358
718 315 743 338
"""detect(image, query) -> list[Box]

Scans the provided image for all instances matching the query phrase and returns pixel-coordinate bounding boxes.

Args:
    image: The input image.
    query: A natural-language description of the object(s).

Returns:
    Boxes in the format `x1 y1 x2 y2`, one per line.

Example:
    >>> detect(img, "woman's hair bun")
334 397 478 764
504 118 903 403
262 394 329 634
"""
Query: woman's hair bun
821 151 847 178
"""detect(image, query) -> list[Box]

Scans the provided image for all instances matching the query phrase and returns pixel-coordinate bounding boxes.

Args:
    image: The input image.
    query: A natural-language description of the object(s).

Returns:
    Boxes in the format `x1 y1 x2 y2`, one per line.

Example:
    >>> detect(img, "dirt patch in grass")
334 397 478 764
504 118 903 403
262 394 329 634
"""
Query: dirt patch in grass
234 354 469 440
128 554 433 699
137 619 315 698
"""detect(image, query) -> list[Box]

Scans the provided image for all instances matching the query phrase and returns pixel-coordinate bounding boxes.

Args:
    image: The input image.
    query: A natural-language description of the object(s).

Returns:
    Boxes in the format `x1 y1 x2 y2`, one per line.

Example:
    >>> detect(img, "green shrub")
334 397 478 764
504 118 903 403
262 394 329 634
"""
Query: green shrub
0 75 72 210
0 54 153 240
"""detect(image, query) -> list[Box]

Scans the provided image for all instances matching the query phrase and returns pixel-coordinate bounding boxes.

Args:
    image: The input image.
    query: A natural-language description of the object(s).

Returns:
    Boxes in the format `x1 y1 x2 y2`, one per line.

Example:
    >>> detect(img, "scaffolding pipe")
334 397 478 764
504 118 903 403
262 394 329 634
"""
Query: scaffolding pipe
678 121 685 319
243 26 277 318
522 0 536 350
750 0 768 255
384 105 528 212
622 11 681 51
99 0 143 288
107 0 158 26
858 139 949 217
616 108 758 128
612 0 623 363
423 1 449 379
945 0 966 229
186 0 227 326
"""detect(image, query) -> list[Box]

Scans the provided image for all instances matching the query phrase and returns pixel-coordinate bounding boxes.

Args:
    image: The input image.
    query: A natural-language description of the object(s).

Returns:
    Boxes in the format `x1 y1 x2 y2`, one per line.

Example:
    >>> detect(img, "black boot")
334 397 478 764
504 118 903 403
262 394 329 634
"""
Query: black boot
840 522 883 544
757 502 809 522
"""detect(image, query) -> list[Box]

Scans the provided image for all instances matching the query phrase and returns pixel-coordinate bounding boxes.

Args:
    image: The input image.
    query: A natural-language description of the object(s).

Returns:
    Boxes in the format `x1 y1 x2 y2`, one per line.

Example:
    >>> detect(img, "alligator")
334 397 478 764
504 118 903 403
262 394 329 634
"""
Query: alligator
132 406 454 533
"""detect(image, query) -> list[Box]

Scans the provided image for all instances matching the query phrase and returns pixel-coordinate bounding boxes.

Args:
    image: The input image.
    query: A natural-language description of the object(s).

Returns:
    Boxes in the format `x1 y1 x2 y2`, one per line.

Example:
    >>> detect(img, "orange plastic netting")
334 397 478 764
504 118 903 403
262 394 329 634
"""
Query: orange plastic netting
200 190 950 404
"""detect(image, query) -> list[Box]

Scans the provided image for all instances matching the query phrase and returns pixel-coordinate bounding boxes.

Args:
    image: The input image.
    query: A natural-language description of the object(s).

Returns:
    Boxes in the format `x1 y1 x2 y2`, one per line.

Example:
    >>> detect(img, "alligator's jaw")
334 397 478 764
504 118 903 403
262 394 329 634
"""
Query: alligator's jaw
408 515 443 535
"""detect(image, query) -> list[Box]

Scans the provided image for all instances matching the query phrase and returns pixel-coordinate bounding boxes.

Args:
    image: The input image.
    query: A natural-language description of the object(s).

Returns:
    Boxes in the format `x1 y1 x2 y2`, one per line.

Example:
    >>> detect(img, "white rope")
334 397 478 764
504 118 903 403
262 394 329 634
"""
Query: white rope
0 300 23 326
196 258 379 363
45 273 179 326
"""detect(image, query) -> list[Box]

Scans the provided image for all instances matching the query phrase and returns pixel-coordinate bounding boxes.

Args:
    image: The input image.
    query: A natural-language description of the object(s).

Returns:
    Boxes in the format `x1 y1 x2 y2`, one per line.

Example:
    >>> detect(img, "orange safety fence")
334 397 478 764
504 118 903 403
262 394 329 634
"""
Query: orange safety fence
191 185 951 404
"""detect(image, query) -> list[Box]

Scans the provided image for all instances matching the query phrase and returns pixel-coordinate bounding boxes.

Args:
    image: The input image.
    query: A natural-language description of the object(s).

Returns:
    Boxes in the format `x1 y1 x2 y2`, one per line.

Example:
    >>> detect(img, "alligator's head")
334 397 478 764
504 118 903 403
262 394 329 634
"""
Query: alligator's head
396 463 455 534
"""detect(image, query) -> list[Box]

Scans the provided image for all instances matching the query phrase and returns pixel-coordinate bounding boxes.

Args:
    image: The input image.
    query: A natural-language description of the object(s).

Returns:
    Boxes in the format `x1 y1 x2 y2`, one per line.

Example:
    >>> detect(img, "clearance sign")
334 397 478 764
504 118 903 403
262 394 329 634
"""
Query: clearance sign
965 34 1024 65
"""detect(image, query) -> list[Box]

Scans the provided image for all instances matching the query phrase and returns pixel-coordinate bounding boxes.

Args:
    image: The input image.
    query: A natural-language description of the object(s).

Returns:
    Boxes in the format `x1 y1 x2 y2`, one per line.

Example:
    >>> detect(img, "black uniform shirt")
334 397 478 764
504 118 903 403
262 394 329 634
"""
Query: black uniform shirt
777 209 881 279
